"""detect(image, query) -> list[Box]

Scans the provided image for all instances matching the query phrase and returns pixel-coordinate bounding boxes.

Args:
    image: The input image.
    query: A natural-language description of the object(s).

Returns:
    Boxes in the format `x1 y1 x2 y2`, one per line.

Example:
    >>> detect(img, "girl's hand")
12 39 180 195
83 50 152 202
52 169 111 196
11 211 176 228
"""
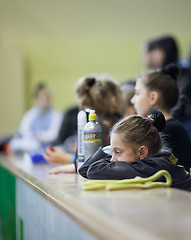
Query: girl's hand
48 164 76 174
44 146 72 164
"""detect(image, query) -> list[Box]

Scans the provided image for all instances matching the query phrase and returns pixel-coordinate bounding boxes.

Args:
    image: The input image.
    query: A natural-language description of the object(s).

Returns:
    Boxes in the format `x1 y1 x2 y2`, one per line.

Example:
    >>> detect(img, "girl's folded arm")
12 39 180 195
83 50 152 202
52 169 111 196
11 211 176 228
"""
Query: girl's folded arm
79 147 109 178
87 160 141 180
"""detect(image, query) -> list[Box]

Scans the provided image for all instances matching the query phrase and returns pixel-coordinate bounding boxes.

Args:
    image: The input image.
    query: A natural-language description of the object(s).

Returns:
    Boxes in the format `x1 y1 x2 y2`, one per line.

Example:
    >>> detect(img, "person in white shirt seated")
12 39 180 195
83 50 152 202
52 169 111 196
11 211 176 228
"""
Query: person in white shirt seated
10 83 63 153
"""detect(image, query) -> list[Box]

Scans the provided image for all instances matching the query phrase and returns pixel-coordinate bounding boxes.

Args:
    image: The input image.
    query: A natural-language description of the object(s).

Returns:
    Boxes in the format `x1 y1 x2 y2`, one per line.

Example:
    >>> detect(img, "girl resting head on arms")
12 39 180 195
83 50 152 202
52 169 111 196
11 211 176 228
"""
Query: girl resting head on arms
110 108 165 163
79 109 191 191
131 64 191 171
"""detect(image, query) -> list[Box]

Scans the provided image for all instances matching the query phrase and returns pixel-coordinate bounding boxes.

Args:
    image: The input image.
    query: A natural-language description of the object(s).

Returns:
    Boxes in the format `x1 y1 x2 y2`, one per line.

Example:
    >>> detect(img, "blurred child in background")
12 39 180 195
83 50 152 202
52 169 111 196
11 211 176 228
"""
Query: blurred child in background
120 80 136 117
9 83 63 153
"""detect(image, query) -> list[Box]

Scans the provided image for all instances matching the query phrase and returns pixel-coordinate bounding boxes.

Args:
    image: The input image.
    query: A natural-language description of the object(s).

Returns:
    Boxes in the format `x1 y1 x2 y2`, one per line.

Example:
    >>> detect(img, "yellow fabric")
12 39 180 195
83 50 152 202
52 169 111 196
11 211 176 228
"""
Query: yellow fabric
81 170 172 191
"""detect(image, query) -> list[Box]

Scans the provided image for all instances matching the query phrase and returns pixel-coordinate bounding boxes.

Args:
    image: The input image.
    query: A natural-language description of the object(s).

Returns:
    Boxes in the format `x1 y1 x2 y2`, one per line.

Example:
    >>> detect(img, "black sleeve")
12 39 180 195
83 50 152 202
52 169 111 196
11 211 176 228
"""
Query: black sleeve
86 160 147 180
78 147 109 178
163 120 191 171
54 107 78 145
171 68 191 119
79 147 151 180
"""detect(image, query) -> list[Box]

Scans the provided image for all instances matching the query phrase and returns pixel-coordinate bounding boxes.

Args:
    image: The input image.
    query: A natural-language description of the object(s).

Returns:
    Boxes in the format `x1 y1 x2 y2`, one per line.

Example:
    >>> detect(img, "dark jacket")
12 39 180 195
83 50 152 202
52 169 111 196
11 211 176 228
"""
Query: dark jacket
97 113 122 146
171 67 191 135
162 118 191 171
54 106 78 145
79 147 191 191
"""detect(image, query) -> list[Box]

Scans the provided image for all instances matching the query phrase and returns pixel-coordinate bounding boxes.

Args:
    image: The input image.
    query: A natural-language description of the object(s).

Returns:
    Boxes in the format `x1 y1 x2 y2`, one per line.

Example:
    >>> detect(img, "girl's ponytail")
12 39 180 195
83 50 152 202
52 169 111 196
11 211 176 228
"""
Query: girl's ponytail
161 63 180 81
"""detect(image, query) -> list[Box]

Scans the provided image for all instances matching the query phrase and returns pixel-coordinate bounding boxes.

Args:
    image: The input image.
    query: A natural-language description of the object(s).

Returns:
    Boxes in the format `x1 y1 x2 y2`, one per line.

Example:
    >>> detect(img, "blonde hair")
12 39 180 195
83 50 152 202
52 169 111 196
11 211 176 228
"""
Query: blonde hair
111 109 166 155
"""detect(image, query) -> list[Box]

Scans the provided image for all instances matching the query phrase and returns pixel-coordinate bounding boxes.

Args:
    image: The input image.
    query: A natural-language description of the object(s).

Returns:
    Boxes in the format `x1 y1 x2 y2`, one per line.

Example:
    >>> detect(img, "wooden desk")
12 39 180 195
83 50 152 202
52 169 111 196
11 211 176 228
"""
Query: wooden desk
0 154 191 240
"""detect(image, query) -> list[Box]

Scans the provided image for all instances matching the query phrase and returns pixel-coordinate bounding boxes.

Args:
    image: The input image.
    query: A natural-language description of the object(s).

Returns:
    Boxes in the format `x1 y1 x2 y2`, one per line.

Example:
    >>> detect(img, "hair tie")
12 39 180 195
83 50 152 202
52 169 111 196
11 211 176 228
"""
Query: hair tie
85 78 101 92
85 78 96 92
146 115 154 125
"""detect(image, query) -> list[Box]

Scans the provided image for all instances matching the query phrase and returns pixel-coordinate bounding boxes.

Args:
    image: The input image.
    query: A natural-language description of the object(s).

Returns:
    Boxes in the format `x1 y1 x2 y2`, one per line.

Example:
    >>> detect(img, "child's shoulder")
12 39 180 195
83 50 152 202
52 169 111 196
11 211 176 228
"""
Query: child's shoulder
141 151 173 167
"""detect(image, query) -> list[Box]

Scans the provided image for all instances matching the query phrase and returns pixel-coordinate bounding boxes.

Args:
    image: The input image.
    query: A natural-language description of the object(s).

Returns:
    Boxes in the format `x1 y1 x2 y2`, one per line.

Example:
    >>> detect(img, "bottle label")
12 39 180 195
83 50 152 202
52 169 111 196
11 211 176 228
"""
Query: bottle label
78 129 85 155
84 132 102 141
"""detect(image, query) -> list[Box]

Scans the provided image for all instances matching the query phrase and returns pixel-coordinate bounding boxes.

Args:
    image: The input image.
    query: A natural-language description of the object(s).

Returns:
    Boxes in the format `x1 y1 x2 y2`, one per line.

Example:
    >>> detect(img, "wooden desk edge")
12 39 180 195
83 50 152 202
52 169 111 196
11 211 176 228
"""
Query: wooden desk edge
0 157 173 240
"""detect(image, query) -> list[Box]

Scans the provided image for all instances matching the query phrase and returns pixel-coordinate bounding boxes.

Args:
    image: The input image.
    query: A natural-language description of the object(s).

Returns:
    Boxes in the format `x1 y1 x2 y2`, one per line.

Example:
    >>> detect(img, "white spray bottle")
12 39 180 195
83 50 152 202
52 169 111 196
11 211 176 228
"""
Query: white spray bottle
77 110 87 171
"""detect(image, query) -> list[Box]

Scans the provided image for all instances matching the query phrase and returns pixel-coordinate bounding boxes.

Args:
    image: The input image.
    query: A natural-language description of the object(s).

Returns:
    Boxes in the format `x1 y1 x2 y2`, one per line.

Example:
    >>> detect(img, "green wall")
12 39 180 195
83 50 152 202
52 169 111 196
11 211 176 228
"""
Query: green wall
1 0 191 134
24 38 145 110
24 36 191 111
